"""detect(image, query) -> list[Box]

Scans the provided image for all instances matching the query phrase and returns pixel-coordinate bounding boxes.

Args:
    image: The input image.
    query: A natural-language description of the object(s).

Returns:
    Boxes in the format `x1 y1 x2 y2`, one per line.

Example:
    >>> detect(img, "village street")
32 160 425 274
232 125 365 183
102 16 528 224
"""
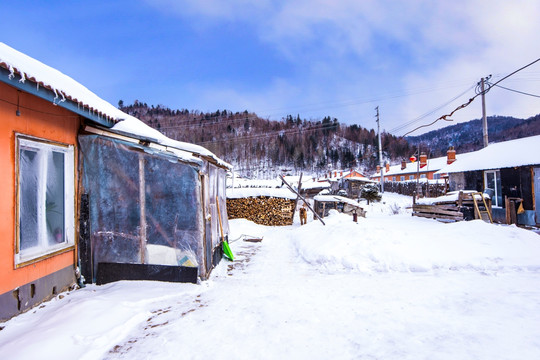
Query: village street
1 194 540 360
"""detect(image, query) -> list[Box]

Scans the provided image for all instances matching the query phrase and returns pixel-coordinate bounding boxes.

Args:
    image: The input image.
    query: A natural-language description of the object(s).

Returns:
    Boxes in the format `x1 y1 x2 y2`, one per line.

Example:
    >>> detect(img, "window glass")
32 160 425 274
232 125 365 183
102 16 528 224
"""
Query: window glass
19 148 39 251
46 151 65 245
17 136 73 264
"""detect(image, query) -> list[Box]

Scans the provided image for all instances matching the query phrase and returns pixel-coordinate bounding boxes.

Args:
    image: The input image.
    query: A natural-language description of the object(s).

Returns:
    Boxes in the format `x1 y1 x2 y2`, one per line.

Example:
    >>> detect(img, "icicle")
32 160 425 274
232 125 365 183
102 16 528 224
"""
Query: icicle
52 89 59 105
7 65 15 79
18 71 26 83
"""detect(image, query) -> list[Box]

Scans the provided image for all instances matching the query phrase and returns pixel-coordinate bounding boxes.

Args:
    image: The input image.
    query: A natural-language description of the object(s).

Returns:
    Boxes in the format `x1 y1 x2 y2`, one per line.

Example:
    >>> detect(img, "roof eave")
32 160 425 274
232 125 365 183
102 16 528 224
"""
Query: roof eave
0 66 117 128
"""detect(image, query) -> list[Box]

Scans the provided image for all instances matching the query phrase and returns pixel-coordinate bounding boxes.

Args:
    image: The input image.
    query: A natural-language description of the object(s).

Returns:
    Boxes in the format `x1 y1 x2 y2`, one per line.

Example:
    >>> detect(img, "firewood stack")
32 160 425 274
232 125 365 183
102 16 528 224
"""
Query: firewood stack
226 196 295 226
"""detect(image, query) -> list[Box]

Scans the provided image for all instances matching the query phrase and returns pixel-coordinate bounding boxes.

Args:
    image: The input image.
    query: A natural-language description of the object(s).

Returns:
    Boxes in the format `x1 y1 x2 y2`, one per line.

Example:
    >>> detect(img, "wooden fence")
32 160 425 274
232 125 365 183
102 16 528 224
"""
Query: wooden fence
382 181 447 197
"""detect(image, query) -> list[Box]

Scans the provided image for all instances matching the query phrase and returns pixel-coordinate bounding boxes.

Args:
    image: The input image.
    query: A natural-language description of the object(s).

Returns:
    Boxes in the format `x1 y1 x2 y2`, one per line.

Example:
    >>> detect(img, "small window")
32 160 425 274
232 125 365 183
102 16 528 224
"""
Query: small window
420 174 427 179
400 176 405 181
16 136 75 265
409 175 415 180
392 176 396 181
433 174 440 180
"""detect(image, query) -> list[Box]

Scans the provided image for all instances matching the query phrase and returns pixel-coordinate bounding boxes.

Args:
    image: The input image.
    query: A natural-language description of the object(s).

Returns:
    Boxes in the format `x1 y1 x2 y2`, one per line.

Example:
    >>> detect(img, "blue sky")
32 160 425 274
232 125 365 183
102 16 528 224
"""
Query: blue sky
1 0 539 135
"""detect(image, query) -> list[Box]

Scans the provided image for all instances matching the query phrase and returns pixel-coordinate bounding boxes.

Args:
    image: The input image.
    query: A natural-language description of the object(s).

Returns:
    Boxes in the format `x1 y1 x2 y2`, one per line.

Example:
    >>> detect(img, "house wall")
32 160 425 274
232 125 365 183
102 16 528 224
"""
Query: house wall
0 81 79 321
384 170 437 182
449 171 484 192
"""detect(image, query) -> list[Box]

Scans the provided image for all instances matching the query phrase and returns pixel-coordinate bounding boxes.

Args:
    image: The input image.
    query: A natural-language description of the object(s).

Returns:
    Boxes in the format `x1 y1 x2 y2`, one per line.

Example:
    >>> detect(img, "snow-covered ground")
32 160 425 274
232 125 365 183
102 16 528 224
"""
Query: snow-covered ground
1 193 540 360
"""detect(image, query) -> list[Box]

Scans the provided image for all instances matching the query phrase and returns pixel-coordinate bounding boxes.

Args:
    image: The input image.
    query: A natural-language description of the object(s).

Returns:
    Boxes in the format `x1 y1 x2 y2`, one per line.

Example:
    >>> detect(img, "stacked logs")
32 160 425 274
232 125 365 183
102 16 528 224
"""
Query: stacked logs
226 196 295 226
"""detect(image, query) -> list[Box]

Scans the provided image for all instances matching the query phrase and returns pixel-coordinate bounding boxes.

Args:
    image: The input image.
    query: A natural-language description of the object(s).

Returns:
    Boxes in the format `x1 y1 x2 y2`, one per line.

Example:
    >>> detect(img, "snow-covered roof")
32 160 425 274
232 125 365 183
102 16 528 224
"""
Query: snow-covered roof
301 179 331 190
372 155 449 178
0 42 124 123
227 188 296 200
416 190 488 205
313 195 363 208
0 42 231 170
227 178 282 188
437 135 540 174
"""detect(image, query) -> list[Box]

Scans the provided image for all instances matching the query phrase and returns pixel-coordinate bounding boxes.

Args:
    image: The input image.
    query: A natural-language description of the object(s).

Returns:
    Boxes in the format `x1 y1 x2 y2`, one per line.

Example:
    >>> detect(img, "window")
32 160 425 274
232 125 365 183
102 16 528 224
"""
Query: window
409 175 415 180
392 176 396 181
433 174 441 180
420 174 427 179
16 136 75 265
484 170 502 207
400 176 405 181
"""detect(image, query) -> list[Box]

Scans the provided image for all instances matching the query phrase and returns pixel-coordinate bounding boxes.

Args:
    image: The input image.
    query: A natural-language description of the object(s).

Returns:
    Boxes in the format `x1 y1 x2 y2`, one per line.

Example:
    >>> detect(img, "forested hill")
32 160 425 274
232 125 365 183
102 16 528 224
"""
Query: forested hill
407 114 540 157
119 101 411 178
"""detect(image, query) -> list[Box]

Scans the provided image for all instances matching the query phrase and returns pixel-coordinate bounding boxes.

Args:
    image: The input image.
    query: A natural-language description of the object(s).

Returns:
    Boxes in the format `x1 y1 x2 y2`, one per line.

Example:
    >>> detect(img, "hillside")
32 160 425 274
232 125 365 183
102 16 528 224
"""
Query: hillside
119 102 539 176
119 101 410 177
407 114 540 157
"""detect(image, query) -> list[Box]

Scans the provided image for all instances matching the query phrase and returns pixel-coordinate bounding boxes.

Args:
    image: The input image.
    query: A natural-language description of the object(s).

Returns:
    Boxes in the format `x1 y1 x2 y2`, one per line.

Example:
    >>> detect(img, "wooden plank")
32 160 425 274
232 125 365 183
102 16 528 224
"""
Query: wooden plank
413 204 462 212
413 212 463 221
413 209 464 217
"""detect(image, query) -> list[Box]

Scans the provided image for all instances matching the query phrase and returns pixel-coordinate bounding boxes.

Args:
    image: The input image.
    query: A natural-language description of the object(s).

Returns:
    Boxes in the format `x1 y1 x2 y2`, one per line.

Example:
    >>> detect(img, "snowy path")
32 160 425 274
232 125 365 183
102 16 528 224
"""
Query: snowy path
1 194 540 360
101 221 540 360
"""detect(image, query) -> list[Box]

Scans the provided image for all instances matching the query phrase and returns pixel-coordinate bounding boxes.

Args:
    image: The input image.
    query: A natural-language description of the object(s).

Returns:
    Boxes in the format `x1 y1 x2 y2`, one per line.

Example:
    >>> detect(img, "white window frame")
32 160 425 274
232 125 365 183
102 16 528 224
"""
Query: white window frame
420 174 427 179
484 169 502 208
409 175 415 180
15 135 75 266
400 176 405 181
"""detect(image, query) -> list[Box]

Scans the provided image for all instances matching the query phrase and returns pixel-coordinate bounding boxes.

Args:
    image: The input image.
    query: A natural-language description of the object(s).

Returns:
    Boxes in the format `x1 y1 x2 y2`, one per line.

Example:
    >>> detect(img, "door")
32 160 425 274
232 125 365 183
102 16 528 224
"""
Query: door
535 167 540 225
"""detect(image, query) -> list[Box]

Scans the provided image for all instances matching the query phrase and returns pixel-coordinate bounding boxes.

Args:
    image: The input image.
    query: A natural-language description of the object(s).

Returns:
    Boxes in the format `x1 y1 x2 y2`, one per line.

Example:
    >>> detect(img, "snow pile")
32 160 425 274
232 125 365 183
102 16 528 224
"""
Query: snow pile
358 191 413 215
292 210 540 274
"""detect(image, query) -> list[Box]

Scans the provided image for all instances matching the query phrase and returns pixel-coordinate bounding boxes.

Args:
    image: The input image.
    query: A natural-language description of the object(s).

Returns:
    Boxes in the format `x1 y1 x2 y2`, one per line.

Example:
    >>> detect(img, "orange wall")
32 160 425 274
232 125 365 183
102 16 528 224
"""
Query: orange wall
0 81 80 294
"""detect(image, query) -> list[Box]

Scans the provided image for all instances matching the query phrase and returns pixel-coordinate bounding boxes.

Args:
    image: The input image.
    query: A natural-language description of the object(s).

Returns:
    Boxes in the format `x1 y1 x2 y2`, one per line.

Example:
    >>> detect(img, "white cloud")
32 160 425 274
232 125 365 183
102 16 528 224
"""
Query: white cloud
145 0 540 134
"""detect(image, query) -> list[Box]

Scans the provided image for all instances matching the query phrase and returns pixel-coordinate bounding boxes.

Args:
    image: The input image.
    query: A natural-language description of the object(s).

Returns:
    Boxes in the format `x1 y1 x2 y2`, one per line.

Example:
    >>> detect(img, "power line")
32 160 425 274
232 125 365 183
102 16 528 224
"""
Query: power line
390 84 476 134
490 83 540 98
401 57 540 137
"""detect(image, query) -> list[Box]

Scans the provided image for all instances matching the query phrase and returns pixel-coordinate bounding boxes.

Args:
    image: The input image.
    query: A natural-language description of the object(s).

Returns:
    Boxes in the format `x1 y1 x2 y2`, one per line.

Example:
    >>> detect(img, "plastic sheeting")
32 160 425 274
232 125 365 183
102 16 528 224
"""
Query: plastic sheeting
79 134 229 282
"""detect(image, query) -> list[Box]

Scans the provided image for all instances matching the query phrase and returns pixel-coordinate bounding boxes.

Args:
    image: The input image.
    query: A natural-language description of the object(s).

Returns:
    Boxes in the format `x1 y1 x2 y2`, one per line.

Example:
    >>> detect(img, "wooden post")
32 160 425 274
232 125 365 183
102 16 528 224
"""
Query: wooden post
291 173 303 223
139 154 146 264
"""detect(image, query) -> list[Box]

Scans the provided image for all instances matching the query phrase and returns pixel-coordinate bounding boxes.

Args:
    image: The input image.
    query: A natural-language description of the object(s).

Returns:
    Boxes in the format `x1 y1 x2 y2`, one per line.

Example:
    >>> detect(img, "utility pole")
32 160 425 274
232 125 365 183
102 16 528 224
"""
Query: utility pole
480 75 491 148
375 106 384 193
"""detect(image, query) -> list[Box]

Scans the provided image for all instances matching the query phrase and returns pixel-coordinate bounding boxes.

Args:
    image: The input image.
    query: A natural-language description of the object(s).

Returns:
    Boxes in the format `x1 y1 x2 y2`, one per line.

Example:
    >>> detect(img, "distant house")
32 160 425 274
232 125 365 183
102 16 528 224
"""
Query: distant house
0 42 230 321
436 135 540 226
338 170 376 197
371 148 456 183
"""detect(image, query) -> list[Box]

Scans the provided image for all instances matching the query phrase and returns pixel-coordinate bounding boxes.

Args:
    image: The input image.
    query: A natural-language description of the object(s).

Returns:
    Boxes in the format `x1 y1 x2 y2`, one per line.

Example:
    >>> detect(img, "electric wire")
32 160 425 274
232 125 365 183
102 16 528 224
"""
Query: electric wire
400 57 540 137
489 83 540 98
